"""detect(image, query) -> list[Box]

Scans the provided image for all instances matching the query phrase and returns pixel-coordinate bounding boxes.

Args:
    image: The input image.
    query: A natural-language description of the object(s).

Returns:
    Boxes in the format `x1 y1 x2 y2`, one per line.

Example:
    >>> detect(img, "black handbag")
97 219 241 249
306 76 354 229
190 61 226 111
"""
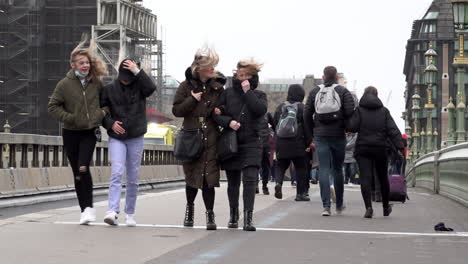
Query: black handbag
174 128 204 162
217 128 238 161
217 105 245 161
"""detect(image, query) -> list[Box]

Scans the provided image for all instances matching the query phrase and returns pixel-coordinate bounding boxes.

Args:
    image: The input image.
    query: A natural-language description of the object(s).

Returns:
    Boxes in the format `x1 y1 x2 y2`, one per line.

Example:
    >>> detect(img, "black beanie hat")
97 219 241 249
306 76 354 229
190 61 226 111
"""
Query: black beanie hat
118 59 136 83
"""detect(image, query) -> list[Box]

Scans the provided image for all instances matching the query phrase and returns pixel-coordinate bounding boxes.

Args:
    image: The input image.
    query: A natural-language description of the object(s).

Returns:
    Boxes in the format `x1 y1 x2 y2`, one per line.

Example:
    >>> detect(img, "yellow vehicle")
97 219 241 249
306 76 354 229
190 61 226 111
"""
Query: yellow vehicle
144 123 177 145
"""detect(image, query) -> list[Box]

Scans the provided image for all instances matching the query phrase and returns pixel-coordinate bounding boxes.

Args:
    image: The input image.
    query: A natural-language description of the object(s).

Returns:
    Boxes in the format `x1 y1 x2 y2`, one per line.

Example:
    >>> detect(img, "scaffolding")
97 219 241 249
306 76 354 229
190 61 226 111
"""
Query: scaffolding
92 0 162 110
0 0 163 134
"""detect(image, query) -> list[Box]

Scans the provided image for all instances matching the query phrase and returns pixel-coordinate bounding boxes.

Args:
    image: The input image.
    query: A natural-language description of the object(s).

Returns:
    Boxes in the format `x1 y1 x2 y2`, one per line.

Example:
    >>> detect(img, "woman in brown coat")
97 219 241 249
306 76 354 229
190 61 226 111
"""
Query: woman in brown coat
172 47 225 230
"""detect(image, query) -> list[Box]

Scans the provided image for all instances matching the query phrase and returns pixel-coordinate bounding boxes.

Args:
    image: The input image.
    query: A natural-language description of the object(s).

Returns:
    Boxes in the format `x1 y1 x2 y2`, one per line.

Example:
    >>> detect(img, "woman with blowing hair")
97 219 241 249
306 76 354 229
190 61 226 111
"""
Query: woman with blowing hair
48 38 108 225
214 59 267 231
172 47 226 230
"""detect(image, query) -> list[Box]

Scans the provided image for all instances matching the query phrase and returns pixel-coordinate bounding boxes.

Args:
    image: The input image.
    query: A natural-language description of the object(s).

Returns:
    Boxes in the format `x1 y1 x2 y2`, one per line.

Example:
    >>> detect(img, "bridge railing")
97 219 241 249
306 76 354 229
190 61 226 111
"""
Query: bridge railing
0 133 183 198
406 142 468 207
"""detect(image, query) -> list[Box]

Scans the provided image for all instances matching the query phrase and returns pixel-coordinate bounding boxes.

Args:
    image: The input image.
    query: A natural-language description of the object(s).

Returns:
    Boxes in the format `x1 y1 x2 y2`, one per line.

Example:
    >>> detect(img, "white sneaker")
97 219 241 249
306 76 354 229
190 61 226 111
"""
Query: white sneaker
79 207 96 225
84 207 96 222
79 211 90 225
104 211 118 226
126 214 136 227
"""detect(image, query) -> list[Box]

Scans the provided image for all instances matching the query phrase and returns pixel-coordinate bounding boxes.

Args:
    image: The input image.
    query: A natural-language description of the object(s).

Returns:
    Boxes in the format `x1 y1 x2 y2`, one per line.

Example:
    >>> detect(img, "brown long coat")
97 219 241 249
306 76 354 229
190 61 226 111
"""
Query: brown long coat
172 68 226 189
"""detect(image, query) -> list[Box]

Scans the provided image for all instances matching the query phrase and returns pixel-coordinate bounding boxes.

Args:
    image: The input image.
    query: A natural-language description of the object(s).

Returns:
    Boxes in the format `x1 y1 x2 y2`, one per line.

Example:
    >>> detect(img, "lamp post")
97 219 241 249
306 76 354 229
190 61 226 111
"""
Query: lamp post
450 0 468 144
412 88 421 158
424 43 438 152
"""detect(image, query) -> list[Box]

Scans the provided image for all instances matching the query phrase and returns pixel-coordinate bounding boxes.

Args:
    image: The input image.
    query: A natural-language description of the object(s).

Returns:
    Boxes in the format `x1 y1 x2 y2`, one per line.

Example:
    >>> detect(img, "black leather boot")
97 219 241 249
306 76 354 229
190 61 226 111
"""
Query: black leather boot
364 207 373 218
243 210 256 231
228 207 239 228
383 204 393 216
183 204 194 227
262 185 270 195
206 210 217 230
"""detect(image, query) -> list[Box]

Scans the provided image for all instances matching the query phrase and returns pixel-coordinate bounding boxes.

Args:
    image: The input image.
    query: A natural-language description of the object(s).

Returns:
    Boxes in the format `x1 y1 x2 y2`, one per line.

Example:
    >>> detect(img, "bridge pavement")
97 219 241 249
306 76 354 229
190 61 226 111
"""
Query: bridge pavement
0 183 468 264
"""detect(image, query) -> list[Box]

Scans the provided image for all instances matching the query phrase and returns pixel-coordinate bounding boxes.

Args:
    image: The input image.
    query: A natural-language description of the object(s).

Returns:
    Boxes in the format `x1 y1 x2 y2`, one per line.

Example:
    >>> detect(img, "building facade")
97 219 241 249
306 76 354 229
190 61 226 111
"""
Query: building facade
403 0 459 159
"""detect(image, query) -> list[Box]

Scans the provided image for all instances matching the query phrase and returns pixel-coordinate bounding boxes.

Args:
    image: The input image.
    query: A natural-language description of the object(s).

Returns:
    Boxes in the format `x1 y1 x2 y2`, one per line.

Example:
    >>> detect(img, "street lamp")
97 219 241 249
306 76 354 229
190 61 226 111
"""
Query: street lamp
450 0 468 144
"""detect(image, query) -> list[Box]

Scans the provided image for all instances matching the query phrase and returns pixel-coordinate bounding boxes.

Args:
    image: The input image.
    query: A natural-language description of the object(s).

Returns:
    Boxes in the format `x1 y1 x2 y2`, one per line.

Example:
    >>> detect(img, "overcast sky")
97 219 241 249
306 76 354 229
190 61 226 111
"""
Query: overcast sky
144 0 434 131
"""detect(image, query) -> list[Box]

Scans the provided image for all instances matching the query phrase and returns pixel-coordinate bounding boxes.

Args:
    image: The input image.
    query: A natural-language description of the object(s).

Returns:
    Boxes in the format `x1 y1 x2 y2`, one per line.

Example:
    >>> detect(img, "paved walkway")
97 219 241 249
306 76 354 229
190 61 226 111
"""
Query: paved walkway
0 183 467 264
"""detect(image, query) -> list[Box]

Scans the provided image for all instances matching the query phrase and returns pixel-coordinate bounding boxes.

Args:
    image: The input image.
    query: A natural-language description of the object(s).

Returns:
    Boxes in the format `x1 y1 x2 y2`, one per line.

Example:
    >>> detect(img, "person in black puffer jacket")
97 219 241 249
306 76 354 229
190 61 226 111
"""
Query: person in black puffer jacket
100 59 157 226
347 86 404 219
273 84 310 202
213 59 267 232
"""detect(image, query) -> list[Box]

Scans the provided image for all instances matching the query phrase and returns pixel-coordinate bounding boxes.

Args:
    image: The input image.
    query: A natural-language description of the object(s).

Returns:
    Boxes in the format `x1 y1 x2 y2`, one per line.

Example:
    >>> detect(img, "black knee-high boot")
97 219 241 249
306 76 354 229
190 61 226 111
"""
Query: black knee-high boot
228 207 239 228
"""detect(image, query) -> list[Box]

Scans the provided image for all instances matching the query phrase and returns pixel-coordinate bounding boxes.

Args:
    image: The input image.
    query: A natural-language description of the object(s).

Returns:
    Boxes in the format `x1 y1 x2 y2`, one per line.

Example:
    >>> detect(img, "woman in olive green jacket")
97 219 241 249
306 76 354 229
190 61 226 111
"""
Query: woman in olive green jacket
48 40 108 225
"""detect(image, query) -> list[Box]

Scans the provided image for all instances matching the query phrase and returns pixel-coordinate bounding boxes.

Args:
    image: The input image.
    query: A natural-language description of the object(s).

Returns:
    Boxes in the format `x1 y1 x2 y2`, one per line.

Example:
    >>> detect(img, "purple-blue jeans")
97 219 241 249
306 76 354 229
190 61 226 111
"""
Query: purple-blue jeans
107 136 144 215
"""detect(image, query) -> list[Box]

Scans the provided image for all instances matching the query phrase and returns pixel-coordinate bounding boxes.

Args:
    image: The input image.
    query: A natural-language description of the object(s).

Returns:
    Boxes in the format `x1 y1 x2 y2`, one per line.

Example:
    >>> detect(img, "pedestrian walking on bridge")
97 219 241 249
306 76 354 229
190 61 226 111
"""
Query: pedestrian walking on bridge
213 59 267 231
48 38 108 225
100 59 156 226
347 86 404 218
173 47 226 230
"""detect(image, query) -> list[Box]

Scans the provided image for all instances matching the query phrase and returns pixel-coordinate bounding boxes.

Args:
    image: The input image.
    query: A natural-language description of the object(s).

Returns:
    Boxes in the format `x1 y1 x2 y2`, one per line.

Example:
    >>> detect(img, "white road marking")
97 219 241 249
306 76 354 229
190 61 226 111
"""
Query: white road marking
53 221 468 238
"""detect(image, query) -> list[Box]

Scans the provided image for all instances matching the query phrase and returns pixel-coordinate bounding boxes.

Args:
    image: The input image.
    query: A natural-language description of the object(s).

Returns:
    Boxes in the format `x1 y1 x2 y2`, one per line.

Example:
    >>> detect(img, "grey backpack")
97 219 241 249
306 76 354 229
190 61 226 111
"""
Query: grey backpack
314 84 342 123
276 102 299 138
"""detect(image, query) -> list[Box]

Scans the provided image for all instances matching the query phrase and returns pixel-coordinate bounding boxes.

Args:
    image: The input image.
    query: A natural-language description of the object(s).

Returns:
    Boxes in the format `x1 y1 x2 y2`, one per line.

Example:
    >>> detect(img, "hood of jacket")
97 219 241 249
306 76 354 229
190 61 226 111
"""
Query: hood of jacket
286 84 305 103
359 93 383 110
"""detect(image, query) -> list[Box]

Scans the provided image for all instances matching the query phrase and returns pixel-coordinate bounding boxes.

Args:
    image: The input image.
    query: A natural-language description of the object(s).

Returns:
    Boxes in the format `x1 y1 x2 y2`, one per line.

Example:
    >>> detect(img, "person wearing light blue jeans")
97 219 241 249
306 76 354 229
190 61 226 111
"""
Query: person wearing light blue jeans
107 136 144 218
100 59 157 226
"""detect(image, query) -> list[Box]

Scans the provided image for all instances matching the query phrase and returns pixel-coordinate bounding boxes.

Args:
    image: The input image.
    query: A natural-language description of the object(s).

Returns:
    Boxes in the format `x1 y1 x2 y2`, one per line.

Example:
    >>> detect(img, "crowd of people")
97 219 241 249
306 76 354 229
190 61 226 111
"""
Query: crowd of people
47 42 405 231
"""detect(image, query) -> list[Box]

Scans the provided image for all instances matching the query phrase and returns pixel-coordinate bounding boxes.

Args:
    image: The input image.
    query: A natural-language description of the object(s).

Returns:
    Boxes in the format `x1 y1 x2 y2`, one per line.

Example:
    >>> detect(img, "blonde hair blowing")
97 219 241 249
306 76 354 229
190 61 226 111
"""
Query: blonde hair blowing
70 34 108 79
237 58 263 75
190 46 219 77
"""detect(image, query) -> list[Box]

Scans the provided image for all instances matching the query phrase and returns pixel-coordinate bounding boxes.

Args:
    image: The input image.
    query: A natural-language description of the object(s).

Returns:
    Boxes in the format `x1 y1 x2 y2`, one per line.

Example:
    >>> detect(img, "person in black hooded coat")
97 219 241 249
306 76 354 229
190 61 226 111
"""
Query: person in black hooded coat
347 86 404 219
273 84 310 201
213 59 267 232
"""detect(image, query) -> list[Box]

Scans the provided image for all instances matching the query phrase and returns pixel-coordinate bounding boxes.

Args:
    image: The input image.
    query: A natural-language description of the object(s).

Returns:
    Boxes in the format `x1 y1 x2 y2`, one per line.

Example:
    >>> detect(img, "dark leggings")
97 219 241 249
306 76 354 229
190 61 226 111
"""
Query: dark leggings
276 157 307 195
258 147 271 186
226 166 258 211
185 183 215 211
62 128 96 212
356 151 389 209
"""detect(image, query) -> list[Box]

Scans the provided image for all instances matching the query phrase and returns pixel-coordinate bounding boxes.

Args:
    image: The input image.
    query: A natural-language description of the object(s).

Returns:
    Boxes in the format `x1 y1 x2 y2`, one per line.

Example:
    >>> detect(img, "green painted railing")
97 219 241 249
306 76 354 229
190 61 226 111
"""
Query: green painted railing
406 142 468 207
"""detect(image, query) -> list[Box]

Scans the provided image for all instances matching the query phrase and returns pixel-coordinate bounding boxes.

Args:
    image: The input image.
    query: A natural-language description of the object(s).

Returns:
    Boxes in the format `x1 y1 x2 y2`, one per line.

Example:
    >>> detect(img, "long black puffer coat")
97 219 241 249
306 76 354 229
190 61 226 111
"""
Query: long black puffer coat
213 75 268 170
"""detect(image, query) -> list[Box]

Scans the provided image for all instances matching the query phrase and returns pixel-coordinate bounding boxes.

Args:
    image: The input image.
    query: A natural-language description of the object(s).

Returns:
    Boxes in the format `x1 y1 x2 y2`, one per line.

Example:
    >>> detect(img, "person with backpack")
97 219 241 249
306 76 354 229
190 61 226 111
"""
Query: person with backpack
273 84 310 201
304 66 355 216
347 86 404 218
100 59 157 226
213 59 267 231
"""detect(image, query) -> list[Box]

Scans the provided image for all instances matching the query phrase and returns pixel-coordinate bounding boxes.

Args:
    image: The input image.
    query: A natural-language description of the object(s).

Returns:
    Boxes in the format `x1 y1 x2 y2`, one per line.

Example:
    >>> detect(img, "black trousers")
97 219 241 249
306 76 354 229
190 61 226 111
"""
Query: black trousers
62 128 96 212
185 181 215 211
226 167 258 211
258 147 271 186
276 156 307 195
356 151 389 209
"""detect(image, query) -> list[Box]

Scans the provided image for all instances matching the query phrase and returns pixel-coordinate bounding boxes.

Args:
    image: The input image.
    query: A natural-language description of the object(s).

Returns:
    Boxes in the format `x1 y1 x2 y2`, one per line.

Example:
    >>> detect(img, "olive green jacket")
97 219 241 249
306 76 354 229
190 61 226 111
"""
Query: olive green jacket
48 70 107 130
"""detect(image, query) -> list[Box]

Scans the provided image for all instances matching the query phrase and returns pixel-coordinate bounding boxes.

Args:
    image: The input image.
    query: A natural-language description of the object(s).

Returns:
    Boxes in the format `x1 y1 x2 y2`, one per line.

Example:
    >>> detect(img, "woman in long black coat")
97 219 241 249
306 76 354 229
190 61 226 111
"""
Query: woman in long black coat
347 86 404 218
214 59 267 231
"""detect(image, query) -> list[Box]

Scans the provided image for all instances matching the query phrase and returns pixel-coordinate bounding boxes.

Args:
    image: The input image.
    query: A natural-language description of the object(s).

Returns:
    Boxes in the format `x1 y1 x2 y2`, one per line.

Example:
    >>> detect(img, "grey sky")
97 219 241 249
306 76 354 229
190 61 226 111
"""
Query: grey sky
144 0 434 131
